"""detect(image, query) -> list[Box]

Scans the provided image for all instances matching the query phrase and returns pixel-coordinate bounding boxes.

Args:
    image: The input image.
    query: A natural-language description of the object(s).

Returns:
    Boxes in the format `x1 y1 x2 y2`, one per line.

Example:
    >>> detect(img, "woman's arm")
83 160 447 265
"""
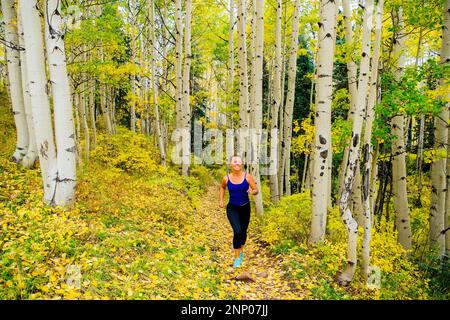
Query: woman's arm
219 176 227 208
246 174 259 195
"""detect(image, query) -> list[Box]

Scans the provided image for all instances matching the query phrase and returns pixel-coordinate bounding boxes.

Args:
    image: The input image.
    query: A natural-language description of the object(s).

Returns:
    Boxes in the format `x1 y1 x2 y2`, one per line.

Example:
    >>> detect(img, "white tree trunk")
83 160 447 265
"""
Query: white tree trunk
237 0 250 161
17 6 37 167
130 0 136 131
361 0 383 280
250 0 264 215
280 0 301 199
269 0 282 204
149 0 166 167
228 0 235 128
337 0 373 285
337 0 358 203
446 131 450 254
175 0 184 131
19 0 58 204
89 79 97 150
430 0 450 255
391 7 412 250
309 0 337 244
2 0 28 163
182 0 192 176
44 0 77 206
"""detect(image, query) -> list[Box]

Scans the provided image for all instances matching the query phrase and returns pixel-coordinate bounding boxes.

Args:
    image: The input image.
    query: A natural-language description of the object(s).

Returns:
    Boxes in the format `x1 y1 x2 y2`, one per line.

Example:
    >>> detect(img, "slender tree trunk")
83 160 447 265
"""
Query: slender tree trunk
361 0 383 280
250 0 264 215
269 0 282 204
278 5 288 197
44 0 77 206
446 131 450 254
130 0 136 131
19 0 57 204
417 114 425 202
17 7 37 168
430 0 450 255
337 0 374 285
309 0 337 244
89 79 97 150
391 7 412 250
2 0 28 163
337 0 359 204
281 0 301 199
181 0 192 176
80 53 90 160
237 0 250 163
74 90 83 165
149 0 166 167
228 0 235 128
175 0 184 131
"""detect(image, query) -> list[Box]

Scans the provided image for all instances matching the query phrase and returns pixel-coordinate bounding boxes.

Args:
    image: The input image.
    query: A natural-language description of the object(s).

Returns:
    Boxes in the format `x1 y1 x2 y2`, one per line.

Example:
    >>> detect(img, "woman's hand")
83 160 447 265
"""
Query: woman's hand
247 188 258 195
219 200 224 208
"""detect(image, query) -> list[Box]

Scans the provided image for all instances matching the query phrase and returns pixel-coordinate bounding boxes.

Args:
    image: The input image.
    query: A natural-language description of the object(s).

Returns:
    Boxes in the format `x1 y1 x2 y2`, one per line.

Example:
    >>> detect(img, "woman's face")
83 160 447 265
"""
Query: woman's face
230 156 243 172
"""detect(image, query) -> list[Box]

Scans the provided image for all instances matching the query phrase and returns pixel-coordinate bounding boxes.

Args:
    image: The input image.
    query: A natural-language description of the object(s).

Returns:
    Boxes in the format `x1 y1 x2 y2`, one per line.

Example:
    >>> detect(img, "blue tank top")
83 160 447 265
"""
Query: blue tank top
227 173 250 206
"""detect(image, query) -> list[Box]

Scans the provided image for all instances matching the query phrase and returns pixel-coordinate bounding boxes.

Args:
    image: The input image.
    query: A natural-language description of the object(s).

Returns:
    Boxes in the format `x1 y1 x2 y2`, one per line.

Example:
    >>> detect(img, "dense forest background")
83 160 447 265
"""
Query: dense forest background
0 0 449 299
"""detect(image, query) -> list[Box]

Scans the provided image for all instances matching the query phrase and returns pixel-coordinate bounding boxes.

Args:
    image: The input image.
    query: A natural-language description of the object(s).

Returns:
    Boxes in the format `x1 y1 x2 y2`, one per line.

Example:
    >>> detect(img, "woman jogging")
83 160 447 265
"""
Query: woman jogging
219 155 258 268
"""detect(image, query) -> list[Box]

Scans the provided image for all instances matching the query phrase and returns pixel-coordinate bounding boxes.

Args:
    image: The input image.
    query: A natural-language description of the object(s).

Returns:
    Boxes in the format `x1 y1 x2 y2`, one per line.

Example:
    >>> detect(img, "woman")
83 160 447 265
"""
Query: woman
219 155 258 268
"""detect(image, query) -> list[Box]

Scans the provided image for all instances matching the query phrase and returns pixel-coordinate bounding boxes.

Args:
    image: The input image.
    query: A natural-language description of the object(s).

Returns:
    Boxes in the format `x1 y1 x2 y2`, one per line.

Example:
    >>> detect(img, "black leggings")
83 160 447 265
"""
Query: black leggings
226 202 251 249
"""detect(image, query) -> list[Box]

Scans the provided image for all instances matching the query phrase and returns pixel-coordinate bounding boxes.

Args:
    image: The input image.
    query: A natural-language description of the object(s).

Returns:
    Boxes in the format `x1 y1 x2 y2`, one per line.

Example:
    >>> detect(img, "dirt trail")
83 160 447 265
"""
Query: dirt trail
194 185 307 300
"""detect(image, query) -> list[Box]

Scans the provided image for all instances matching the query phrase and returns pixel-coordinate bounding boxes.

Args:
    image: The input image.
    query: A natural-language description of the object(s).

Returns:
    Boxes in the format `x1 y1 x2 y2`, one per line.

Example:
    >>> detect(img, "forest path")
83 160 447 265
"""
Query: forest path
193 184 308 299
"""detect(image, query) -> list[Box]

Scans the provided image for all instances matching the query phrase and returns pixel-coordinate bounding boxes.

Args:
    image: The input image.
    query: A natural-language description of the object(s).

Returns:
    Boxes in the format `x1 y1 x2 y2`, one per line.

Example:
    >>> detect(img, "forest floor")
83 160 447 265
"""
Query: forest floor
193 185 309 299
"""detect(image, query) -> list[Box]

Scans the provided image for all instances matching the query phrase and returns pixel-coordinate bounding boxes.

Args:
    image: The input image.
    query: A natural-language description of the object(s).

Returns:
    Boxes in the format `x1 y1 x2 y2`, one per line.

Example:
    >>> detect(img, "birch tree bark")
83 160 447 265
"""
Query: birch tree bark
237 0 249 143
149 0 166 167
130 0 136 131
81 49 90 160
430 0 450 255
361 0 383 280
446 131 450 254
19 0 57 204
89 79 97 150
44 0 77 206
181 0 192 176
228 0 235 127
269 0 282 204
337 0 358 203
391 7 412 250
337 0 374 285
2 0 28 163
17 7 37 167
280 0 301 199
250 0 264 215
309 0 337 244
175 0 184 130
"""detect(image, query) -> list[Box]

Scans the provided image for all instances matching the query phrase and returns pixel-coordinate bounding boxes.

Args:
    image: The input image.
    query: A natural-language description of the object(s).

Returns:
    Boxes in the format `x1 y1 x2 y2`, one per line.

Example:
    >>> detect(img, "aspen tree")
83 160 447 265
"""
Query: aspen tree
391 7 412 250
250 0 264 215
430 0 450 255
44 0 77 206
19 0 57 203
175 0 184 130
269 0 282 204
1 0 28 163
149 0 166 166
17 6 37 168
130 0 136 131
228 0 235 127
309 0 337 244
280 0 301 198
237 0 249 142
182 0 192 176
361 0 383 279
337 0 374 285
